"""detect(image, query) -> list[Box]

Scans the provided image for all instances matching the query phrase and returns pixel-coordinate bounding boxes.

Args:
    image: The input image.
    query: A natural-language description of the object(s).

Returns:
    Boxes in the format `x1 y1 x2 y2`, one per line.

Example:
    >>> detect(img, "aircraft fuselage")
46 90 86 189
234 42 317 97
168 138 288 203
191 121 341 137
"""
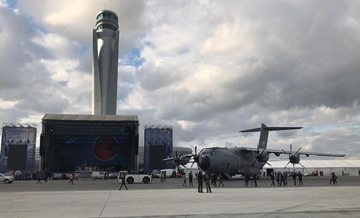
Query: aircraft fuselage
197 147 268 176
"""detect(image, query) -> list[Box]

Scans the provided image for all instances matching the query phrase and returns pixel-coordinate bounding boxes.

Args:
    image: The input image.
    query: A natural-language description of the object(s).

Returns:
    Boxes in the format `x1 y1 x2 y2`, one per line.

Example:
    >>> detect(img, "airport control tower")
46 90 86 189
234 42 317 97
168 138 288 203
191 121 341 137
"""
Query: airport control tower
92 10 119 115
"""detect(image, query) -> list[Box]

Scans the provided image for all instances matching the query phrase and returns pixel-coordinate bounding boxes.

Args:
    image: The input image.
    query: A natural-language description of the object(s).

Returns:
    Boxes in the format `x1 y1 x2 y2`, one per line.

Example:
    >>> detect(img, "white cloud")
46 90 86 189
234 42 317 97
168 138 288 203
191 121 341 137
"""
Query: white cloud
40 59 79 82
201 20 255 55
17 0 149 53
0 99 19 109
0 0 6 8
32 32 82 59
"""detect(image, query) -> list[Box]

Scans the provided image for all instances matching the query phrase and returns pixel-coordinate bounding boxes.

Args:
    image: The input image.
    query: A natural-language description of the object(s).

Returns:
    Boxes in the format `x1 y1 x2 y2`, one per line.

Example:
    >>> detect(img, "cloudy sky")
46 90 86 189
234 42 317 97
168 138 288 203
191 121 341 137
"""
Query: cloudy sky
1 0 359 159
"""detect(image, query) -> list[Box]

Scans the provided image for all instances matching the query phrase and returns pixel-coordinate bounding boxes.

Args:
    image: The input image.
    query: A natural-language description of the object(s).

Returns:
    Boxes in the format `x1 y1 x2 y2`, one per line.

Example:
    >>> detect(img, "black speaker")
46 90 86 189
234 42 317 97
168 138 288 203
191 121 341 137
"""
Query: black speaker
40 133 45 156
134 134 139 155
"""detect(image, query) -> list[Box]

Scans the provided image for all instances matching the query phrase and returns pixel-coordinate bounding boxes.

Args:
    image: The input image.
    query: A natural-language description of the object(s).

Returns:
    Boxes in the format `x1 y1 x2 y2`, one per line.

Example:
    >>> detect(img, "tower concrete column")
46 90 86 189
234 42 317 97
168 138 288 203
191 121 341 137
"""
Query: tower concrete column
92 10 119 115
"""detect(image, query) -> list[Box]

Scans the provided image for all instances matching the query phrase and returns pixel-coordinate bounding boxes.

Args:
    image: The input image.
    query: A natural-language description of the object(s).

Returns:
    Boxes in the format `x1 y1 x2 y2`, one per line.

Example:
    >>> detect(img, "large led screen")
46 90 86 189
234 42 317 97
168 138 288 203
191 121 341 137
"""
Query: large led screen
56 135 131 171
7 144 27 170
149 145 166 170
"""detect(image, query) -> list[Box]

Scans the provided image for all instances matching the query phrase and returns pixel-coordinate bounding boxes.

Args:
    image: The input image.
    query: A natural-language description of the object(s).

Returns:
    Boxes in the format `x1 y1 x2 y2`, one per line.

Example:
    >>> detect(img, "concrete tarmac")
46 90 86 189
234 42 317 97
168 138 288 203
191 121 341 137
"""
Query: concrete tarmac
1 177 360 218
1 176 360 192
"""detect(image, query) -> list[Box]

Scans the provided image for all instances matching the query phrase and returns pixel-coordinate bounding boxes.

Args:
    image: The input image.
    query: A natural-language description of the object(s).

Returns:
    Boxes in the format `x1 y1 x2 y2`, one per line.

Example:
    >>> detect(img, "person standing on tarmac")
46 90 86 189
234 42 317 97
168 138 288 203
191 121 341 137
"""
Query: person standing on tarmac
253 174 258 187
292 172 297 186
205 172 212 193
119 174 128 190
36 171 41 184
298 171 303 186
44 172 48 183
182 173 187 187
270 172 275 186
218 174 224 187
249 173 254 187
283 172 288 186
244 173 250 187
160 172 164 182
188 171 193 187
332 172 338 184
197 171 203 193
276 172 281 186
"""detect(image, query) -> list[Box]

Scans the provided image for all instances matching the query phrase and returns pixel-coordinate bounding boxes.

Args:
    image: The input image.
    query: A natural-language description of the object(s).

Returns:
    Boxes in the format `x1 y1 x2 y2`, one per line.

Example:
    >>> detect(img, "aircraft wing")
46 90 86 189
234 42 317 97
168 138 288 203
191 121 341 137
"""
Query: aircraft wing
238 147 345 157
266 149 345 157
239 148 288 156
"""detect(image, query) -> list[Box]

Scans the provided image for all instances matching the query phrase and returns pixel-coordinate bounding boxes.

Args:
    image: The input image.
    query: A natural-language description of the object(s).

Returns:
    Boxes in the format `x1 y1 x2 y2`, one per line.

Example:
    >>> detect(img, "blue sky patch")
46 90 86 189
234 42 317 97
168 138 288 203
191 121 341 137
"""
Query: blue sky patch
6 0 17 8
119 47 144 68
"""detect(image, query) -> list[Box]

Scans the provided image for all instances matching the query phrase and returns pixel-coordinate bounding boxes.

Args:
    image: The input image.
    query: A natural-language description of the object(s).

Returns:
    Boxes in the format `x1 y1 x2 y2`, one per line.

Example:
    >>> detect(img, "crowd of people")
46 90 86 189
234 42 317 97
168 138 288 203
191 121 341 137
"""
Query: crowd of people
33 169 342 192
244 173 258 187
184 170 338 192
186 171 226 193
270 171 303 186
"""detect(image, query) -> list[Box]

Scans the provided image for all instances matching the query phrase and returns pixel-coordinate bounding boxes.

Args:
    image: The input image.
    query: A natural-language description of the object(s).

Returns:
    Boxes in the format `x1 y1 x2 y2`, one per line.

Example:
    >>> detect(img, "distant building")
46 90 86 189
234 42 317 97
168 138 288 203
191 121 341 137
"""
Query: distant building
0 123 37 173
264 160 360 176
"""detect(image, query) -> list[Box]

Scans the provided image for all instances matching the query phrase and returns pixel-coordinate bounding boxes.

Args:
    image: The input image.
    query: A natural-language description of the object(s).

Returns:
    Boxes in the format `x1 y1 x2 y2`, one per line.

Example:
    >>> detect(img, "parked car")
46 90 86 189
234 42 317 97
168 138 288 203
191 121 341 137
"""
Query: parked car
304 172 312 177
0 173 15 184
91 171 107 180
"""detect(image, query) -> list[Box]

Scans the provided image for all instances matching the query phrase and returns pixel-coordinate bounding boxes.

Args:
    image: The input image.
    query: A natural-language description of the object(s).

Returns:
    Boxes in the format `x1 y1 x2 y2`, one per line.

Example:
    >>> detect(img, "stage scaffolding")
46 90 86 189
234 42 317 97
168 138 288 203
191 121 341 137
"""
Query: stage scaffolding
144 125 173 172
0 123 37 173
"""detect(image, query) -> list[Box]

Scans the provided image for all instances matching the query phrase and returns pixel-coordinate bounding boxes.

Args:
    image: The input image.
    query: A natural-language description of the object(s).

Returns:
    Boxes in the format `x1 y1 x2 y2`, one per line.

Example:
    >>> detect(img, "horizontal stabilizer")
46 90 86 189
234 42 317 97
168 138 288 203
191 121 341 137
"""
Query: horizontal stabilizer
240 123 302 132
240 128 261 133
265 127 303 131
239 123 303 150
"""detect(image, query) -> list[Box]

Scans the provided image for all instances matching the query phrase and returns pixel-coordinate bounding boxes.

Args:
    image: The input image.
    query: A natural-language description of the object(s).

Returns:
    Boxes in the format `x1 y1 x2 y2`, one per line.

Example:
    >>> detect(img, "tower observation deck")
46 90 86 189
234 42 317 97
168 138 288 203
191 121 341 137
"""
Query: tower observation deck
92 10 119 115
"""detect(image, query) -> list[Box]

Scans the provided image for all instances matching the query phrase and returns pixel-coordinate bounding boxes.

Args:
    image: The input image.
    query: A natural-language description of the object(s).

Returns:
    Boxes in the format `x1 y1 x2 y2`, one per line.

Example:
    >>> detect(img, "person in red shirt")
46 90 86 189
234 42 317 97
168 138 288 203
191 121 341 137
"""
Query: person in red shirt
68 173 74 185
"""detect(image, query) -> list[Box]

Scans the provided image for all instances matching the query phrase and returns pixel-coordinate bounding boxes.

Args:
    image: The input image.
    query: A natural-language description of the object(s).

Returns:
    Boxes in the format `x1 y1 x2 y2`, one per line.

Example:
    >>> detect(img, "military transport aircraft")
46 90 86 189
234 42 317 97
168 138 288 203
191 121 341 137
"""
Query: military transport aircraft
164 123 345 179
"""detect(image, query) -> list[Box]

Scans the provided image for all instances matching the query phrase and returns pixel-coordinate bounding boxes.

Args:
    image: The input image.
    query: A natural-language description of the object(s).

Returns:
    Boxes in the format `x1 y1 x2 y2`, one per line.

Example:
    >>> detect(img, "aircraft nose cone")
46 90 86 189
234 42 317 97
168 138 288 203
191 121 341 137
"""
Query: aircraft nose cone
199 156 210 170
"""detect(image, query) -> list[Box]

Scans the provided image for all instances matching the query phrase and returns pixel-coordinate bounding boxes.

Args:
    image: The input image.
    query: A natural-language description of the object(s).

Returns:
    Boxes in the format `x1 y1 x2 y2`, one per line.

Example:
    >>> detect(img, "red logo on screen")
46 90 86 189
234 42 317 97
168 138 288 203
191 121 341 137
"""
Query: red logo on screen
92 136 118 161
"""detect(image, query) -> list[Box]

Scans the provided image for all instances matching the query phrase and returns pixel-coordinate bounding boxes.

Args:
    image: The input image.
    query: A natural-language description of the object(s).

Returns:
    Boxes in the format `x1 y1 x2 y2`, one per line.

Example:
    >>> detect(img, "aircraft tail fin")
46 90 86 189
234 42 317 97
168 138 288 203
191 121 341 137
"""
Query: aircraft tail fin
240 123 302 150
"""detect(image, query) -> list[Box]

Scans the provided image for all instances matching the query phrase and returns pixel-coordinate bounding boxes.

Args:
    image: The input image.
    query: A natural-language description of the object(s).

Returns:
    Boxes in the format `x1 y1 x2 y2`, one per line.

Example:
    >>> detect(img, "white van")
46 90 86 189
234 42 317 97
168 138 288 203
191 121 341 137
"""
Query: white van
157 169 175 178
91 171 106 180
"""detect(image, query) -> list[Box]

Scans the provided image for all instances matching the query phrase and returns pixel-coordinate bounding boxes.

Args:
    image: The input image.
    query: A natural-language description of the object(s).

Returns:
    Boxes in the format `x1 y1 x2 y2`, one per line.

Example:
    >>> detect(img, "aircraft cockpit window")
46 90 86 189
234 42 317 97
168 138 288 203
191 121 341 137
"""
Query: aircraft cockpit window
210 151 216 156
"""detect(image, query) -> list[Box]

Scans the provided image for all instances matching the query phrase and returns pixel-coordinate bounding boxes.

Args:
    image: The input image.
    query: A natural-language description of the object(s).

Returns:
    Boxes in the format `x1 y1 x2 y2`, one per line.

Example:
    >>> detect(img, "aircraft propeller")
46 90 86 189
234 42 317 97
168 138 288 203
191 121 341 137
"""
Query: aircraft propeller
282 144 305 170
184 146 204 169
162 150 186 172
252 147 272 167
